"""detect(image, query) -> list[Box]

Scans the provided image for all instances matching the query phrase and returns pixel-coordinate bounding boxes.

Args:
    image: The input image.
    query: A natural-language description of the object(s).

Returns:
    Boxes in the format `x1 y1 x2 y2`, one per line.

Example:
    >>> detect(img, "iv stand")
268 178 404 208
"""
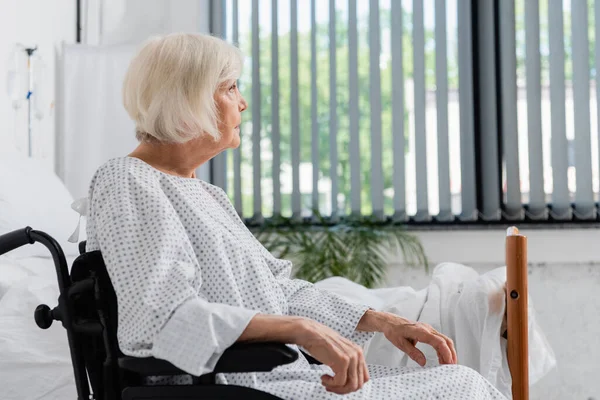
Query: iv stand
25 46 38 158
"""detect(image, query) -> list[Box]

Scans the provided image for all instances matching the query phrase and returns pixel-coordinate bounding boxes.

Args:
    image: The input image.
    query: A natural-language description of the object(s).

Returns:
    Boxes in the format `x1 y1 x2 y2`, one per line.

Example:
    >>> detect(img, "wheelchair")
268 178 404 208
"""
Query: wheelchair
0 227 319 400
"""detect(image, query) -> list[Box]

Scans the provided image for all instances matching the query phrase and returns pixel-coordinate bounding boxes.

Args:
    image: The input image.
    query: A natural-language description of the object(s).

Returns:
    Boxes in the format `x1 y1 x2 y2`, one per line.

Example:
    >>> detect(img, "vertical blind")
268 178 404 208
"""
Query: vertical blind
500 0 599 221
210 0 600 224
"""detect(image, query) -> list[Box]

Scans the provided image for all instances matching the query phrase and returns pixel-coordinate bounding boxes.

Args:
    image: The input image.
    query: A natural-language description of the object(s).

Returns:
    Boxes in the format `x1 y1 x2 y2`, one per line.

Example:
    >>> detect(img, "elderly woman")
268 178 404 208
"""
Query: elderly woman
85 33 505 399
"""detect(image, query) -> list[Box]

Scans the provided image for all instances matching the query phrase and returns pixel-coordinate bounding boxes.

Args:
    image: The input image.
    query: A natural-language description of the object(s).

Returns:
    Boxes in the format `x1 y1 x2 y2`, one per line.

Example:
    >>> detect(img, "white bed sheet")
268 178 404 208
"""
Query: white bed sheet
0 255 77 400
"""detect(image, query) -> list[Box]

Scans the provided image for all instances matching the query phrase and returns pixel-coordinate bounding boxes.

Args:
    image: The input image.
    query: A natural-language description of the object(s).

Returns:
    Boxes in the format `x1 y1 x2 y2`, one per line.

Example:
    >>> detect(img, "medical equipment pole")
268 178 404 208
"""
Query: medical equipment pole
25 47 37 157
76 0 81 43
506 227 529 400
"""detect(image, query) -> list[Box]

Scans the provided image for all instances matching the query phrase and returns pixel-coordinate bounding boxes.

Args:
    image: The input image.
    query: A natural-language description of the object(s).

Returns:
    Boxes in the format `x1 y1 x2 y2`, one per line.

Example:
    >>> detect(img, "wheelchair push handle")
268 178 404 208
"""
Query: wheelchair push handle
0 227 71 292
0 227 34 256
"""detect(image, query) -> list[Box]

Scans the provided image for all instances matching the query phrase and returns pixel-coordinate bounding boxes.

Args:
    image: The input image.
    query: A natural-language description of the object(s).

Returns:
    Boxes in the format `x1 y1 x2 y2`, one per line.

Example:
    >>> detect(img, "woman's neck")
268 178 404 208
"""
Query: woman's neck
128 140 214 178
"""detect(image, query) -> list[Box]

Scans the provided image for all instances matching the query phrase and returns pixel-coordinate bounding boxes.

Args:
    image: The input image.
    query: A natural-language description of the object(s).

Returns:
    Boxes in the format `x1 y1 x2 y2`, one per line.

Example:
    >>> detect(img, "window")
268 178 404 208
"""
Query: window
211 0 600 224
502 0 599 220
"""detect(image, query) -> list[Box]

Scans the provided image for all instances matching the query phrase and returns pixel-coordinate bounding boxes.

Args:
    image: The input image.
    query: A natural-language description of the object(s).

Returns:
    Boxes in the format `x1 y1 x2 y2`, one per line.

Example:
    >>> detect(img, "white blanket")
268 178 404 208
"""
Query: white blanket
315 262 557 399
0 256 76 400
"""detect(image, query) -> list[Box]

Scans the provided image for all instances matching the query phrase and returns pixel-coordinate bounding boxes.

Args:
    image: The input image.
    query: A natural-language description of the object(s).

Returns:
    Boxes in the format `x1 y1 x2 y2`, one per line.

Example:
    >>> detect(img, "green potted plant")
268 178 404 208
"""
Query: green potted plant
253 212 428 288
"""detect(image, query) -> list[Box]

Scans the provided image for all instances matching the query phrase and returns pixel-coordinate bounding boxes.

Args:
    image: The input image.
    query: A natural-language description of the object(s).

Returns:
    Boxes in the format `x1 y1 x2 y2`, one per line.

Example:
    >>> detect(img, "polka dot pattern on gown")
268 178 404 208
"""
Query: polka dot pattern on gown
86 157 507 399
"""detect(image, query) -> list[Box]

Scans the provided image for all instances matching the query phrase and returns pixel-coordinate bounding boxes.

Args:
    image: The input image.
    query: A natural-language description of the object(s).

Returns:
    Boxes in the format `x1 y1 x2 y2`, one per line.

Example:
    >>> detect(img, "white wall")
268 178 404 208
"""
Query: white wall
0 0 75 169
384 229 600 400
95 0 209 46
0 0 210 181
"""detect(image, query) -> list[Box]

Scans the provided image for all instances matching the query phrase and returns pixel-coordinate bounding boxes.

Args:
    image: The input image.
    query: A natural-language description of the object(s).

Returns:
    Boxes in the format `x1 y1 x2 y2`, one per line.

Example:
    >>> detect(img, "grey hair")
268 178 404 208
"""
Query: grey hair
122 33 244 143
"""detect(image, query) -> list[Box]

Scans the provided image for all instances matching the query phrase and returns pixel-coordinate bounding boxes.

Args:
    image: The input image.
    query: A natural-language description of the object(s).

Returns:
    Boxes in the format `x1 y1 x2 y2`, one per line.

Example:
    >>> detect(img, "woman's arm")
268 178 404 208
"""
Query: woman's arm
257 249 374 346
240 314 371 396
237 314 306 343
258 244 457 367
355 308 392 332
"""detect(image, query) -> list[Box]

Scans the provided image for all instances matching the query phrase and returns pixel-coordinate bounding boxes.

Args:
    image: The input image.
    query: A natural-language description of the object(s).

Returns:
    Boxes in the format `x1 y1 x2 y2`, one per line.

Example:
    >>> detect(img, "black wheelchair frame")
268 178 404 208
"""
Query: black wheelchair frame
0 227 312 400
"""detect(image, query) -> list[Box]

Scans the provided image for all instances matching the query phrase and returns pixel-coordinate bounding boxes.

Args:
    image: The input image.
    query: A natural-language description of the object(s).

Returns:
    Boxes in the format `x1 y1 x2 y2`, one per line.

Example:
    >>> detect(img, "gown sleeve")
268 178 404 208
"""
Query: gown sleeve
87 169 258 376
260 247 375 347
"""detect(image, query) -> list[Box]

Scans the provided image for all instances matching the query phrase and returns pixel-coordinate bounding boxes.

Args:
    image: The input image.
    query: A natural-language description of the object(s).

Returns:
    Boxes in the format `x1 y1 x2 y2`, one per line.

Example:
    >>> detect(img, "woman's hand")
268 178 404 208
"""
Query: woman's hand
293 319 370 395
238 314 368 393
357 310 458 367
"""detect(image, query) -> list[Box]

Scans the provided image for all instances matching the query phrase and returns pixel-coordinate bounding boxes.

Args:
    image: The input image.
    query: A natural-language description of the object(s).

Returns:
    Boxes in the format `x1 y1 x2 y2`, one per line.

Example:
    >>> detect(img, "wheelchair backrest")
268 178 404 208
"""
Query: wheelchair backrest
69 249 124 400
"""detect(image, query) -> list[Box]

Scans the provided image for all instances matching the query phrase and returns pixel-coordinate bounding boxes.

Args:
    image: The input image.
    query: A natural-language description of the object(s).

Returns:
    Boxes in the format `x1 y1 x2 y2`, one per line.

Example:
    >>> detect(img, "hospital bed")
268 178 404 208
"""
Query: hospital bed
0 225 531 400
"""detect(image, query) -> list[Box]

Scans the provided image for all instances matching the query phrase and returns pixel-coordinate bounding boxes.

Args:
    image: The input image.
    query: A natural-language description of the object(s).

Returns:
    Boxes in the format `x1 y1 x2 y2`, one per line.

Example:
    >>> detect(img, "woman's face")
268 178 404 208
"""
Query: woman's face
214 80 247 150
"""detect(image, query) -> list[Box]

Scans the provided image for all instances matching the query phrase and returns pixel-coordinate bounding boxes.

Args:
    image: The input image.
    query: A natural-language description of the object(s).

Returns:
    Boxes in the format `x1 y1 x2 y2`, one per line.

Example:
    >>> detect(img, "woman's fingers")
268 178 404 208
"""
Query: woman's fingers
398 337 427 366
429 329 457 364
427 329 456 364
359 348 370 386
326 353 349 389
299 320 367 395
414 326 454 365
441 334 458 364
379 314 458 367
353 346 366 391
322 344 367 394
346 349 359 392
386 321 456 366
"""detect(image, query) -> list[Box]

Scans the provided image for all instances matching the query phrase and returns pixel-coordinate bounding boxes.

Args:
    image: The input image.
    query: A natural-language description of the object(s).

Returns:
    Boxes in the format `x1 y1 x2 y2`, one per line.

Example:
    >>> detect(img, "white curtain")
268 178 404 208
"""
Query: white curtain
58 43 210 199
58 0 211 199
58 44 139 198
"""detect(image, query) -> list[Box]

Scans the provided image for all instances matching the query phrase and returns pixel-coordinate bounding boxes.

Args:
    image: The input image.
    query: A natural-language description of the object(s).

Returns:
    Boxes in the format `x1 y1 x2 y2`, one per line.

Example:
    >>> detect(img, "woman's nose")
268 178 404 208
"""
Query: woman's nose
240 96 248 112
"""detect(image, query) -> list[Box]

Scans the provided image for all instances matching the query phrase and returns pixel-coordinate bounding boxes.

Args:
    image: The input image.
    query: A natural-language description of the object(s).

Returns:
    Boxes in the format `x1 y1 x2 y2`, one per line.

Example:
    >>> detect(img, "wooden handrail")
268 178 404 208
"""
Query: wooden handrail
506 227 529 400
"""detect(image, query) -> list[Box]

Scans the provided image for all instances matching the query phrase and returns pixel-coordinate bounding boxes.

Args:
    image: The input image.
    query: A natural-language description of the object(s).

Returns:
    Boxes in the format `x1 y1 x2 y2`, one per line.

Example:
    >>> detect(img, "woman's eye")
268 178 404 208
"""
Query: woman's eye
229 84 237 92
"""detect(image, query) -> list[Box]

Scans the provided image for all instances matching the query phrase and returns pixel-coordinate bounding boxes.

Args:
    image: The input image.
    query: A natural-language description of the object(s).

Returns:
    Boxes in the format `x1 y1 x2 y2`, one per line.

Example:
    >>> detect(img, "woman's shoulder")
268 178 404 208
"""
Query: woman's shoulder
197 180 232 206
197 180 246 223
89 157 161 194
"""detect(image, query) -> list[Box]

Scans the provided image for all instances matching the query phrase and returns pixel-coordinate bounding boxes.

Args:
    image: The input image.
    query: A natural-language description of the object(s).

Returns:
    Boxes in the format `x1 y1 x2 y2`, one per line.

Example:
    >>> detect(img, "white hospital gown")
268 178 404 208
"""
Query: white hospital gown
85 157 506 400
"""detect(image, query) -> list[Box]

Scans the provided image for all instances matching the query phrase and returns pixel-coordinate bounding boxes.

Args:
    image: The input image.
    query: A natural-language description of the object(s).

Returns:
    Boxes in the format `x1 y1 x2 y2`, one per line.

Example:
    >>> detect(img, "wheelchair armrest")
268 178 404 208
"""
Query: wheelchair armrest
118 356 185 376
118 342 299 376
213 342 298 373
300 350 322 365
